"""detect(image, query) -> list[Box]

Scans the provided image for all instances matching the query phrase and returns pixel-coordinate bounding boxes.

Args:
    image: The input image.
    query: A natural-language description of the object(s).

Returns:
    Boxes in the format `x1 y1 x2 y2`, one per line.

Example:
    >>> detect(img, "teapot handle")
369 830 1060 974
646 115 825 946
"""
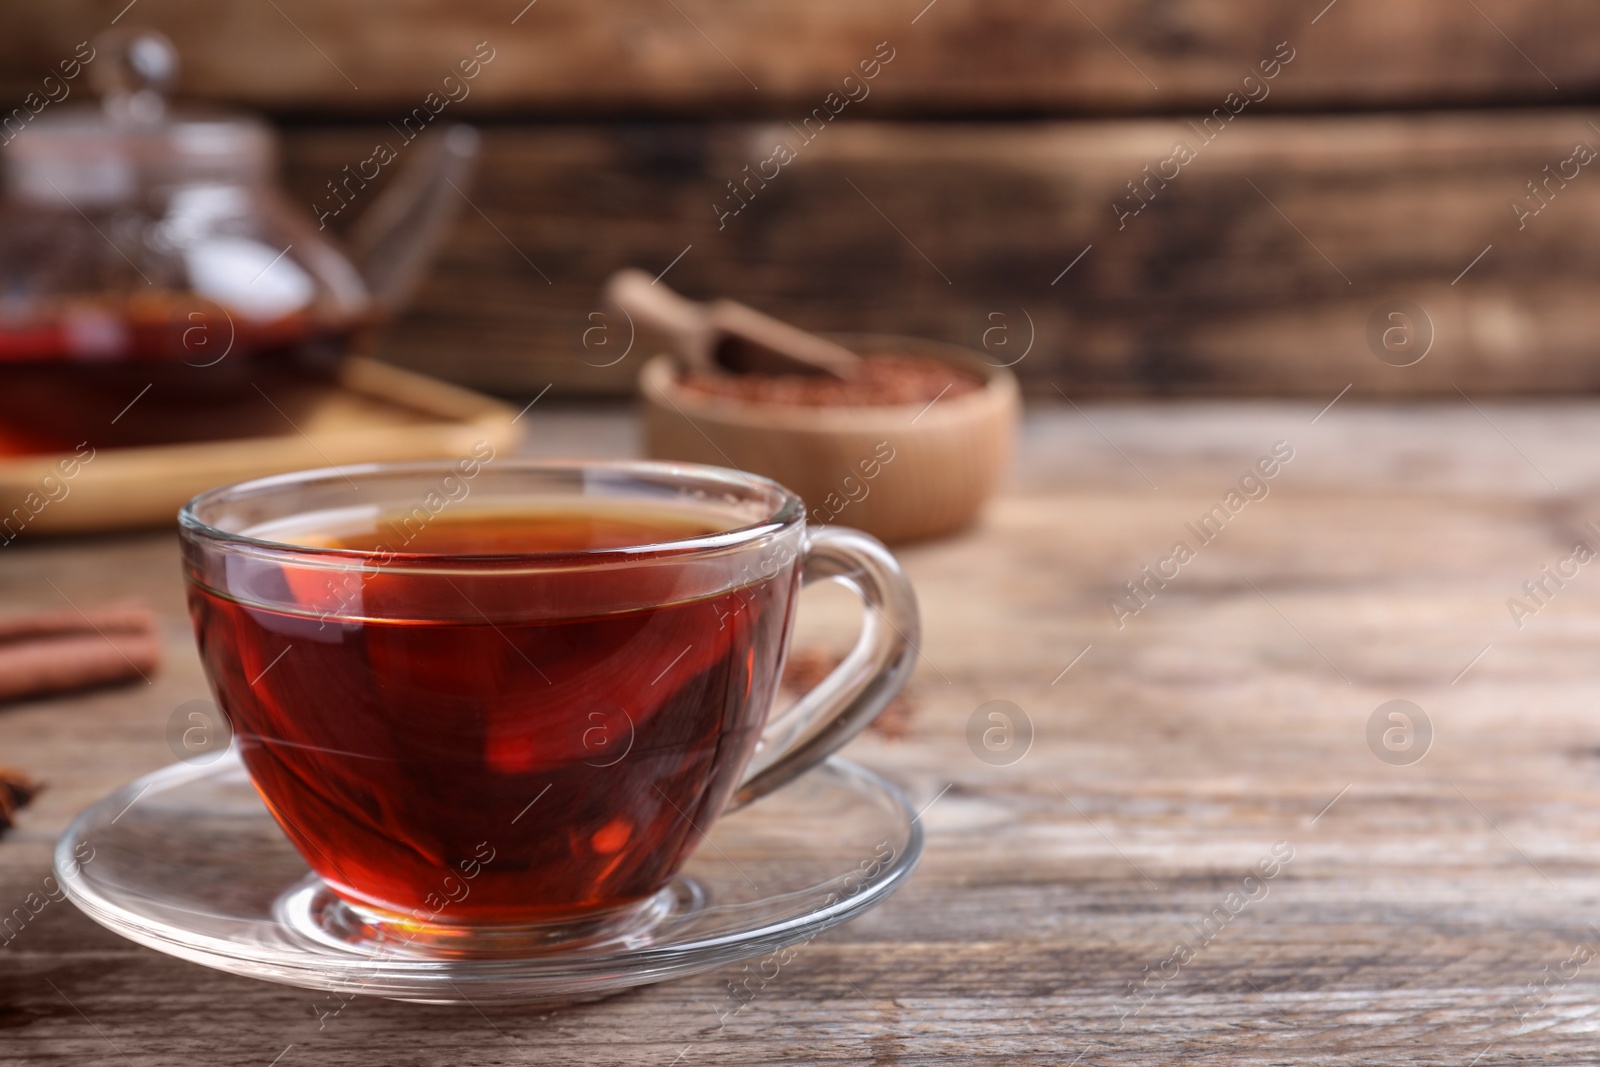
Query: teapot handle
346 125 482 313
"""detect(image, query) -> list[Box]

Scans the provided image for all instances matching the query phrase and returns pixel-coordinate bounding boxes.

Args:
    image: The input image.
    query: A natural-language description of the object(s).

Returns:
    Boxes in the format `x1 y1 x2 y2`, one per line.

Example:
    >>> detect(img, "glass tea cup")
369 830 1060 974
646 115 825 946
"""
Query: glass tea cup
179 458 918 955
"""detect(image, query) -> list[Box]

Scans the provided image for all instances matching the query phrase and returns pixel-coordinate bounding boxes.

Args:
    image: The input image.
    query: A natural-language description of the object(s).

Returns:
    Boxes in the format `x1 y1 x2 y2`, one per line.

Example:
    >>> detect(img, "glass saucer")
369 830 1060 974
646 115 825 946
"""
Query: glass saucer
54 751 922 1005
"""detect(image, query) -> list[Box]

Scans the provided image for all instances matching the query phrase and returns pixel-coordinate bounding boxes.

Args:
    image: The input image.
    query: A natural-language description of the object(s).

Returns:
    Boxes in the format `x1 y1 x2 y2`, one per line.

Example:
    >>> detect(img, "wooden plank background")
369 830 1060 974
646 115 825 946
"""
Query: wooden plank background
281 113 1600 398
3 1 1597 397
0 0 1594 115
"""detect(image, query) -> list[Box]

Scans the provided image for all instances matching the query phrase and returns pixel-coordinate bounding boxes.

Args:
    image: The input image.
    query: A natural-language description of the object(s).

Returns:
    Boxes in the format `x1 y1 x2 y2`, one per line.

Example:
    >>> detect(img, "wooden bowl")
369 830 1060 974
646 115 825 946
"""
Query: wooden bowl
640 335 1019 543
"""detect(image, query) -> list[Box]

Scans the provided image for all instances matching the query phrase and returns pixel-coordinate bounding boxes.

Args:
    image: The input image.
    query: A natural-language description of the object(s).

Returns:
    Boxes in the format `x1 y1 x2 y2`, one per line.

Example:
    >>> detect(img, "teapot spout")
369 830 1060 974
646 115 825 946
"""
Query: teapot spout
347 124 482 314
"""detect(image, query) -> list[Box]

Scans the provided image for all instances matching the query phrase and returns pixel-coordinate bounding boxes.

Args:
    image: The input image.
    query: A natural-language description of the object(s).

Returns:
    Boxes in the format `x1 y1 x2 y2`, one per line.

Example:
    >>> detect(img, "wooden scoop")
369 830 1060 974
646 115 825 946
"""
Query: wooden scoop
604 269 859 380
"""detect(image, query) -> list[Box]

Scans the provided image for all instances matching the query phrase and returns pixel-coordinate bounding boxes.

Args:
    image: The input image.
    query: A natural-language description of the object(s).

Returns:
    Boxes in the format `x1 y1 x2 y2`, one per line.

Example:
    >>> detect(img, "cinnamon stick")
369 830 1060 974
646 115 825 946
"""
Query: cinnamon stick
0 604 158 643
0 602 161 705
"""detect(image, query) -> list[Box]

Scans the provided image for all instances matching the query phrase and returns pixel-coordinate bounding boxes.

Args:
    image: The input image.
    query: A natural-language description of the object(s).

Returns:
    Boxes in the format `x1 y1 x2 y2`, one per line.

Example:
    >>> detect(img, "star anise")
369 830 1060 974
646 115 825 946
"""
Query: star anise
0 768 41 831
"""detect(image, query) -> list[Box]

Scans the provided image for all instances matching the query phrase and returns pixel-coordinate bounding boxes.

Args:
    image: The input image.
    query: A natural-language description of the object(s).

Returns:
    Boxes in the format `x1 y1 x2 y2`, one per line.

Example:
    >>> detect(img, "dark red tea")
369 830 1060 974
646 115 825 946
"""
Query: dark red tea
0 293 363 448
188 506 800 926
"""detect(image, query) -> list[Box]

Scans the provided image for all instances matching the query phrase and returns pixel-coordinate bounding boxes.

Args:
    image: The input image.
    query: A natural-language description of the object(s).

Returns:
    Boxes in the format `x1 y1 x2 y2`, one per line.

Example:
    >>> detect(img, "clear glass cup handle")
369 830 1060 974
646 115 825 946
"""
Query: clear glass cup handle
727 526 920 811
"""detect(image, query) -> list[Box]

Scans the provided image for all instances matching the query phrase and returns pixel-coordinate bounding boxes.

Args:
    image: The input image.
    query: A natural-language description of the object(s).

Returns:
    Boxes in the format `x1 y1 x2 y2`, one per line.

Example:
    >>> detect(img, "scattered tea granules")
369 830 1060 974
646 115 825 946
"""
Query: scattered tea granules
681 352 981 408
780 646 916 740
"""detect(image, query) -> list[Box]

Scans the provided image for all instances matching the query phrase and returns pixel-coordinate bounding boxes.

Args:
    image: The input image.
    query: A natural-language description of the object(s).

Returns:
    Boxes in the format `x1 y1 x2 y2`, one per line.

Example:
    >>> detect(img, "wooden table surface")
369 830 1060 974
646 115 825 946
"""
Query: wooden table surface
6 400 1600 1065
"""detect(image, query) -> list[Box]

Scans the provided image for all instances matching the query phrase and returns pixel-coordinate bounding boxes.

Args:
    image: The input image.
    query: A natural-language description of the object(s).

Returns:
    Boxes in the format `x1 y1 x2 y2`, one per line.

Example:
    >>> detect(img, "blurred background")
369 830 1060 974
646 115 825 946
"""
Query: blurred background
4 0 1594 405
10 9 1600 1053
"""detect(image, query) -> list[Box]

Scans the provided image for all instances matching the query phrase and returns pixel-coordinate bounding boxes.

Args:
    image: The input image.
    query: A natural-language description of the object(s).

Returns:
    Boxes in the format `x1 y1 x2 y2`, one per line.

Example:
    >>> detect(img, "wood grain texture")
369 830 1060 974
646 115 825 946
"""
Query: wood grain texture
6 401 1600 1062
280 113 1600 398
0 0 1594 115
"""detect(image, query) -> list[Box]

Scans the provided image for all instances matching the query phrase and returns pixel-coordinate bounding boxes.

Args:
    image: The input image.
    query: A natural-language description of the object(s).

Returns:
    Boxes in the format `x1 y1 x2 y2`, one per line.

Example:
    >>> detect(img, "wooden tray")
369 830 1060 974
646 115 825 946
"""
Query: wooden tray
0 358 521 537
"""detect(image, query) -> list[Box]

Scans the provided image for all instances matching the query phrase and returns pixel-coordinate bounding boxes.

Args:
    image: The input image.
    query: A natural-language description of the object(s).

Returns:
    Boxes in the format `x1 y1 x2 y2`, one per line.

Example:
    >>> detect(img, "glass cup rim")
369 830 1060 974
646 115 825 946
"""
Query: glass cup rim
178 458 805 565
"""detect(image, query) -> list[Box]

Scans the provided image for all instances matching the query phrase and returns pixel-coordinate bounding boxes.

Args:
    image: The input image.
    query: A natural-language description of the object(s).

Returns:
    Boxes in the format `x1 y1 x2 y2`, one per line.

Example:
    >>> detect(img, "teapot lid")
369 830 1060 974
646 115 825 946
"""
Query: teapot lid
4 29 274 205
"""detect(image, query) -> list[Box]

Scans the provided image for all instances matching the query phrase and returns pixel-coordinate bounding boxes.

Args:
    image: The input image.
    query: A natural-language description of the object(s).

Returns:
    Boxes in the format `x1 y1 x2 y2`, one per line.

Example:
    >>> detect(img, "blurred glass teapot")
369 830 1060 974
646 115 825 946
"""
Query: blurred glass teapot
0 29 478 447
